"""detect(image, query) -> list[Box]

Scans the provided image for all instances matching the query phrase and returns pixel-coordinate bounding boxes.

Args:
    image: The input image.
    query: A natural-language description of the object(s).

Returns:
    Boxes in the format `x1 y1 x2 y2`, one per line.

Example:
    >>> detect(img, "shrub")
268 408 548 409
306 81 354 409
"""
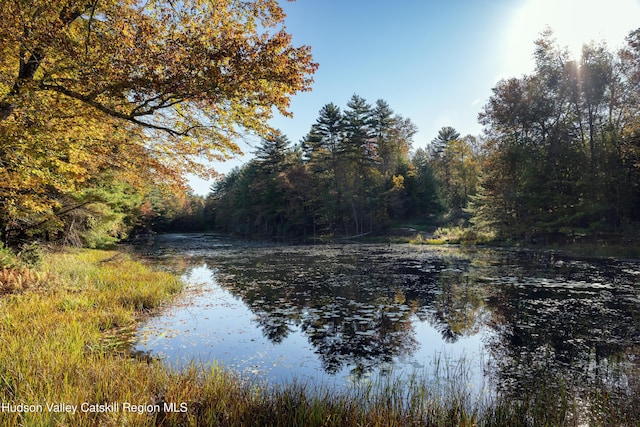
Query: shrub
17 241 44 267
0 242 19 268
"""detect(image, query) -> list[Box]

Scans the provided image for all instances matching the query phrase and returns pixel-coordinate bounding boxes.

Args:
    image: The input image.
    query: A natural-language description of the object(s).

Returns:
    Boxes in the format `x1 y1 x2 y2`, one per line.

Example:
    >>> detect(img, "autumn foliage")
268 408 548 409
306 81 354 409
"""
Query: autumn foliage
0 0 317 245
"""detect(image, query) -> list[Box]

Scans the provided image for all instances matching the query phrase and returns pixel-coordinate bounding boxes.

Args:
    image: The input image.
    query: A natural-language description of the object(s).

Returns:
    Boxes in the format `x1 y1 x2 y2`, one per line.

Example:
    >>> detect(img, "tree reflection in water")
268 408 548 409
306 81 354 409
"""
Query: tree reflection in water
134 235 640 396
202 244 488 376
482 251 640 405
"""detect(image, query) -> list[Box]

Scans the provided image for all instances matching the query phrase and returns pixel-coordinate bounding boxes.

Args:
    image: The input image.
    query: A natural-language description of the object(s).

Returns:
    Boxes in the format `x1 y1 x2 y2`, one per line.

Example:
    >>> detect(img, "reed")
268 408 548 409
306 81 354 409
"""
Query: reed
0 248 637 426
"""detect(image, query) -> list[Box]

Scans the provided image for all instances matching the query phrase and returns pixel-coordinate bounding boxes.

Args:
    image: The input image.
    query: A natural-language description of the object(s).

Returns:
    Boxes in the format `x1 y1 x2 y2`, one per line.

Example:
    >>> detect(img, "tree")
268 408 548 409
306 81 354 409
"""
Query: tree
387 115 417 167
51 175 144 247
475 29 640 240
409 149 442 221
304 103 345 233
206 96 437 238
427 127 480 221
441 136 480 216
254 130 291 174
138 187 206 234
371 99 395 173
0 0 316 135
342 94 375 162
371 100 417 177
0 0 317 245
310 103 344 155
251 131 295 235
430 126 460 158
342 94 377 235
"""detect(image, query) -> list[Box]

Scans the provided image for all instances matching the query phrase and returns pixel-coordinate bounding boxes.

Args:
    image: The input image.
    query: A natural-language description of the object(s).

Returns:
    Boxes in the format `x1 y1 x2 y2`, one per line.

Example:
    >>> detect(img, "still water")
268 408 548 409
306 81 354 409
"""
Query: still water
133 234 640 395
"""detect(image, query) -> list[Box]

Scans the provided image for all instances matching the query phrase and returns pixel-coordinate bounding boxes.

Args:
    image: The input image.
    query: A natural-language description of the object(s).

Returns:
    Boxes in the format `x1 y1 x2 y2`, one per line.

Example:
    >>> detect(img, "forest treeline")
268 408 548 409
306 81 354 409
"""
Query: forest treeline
161 31 640 243
3 17 640 249
200 97 471 238
473 30 640 242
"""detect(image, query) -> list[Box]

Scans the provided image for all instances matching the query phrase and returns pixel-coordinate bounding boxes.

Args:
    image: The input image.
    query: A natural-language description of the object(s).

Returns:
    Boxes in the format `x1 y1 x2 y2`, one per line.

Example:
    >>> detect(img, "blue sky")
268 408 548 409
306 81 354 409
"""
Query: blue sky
188 0 640 195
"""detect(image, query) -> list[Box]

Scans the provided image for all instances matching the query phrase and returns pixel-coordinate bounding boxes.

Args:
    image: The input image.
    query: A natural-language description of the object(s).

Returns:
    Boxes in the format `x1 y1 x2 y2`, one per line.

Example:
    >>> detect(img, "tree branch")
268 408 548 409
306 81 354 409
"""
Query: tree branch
7 199 99 237
41 83 192 136
0 3 93 122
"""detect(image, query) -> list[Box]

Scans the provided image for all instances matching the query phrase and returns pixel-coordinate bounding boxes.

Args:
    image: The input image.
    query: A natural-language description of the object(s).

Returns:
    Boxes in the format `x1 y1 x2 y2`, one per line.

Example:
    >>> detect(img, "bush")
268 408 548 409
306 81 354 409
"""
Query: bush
0 242 19 268
17 242 44 267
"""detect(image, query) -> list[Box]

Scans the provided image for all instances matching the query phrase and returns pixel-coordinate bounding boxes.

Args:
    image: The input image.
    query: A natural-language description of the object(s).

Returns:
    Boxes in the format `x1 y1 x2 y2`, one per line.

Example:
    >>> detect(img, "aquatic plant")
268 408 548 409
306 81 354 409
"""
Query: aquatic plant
0 247 638 426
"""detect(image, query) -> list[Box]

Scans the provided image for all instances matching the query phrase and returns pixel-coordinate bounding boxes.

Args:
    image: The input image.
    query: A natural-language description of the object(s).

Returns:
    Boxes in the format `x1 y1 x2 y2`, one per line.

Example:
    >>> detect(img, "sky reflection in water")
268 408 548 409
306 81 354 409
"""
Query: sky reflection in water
134 234 640 395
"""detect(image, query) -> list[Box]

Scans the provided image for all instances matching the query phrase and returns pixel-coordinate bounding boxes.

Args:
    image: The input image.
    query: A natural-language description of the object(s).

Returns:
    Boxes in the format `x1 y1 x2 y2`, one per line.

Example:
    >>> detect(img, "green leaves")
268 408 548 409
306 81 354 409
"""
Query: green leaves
477 30 640 239
205 96 433 238
0 0 316 246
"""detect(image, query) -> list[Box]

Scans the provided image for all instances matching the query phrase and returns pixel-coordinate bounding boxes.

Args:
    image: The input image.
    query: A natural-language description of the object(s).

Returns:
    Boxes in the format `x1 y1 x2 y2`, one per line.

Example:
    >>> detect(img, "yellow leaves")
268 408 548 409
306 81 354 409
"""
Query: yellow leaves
1 0 316 241
392 174 405 190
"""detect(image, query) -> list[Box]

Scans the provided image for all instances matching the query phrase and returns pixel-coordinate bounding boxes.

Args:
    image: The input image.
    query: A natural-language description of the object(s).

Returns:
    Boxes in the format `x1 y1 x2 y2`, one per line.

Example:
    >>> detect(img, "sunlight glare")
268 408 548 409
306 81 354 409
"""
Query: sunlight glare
504 0 640 76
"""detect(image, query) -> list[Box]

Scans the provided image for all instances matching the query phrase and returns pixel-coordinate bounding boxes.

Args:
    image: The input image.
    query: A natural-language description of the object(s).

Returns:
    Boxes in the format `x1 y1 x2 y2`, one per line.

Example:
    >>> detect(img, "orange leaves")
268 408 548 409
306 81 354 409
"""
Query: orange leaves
0 0 316 242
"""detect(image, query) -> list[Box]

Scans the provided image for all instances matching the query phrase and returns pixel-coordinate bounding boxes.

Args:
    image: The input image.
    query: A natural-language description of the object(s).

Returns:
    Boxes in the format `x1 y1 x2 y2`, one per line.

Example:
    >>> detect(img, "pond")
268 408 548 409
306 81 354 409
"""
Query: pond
132 233 640 397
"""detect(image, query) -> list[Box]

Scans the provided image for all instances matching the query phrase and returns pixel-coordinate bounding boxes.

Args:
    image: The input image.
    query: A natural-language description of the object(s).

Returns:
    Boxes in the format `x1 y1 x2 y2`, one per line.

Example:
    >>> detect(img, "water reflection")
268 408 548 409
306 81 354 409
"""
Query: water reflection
483 251 640 399
194 244 493 376
133 234 640 393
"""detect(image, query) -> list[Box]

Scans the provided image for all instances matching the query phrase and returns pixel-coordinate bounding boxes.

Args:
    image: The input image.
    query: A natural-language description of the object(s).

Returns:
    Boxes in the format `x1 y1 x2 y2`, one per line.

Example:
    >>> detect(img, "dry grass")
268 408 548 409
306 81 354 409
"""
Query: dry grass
0 267 51 295
0 248 638 426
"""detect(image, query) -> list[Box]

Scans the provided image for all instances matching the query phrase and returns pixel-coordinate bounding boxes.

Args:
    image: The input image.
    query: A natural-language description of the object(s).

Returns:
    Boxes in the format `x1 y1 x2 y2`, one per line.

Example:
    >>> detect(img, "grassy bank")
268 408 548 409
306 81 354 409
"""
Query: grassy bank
405 225 640 259
0 248 639 426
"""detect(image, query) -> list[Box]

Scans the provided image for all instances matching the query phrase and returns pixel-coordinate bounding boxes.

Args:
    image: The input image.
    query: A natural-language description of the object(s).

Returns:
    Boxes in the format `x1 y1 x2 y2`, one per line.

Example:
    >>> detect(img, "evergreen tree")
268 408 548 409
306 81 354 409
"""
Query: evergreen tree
371 99 396 174
430 126 460 158
254 130 291 174
410 148 443 221
204 96 444 238
342 94 377 234
313 103 344 154
342 94 375 162
306 103 345 233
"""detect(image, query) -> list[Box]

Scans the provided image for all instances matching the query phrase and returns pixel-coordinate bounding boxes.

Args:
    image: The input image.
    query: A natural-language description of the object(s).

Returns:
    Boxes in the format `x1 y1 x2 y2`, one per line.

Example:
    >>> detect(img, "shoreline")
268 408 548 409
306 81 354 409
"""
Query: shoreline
1 247 638 426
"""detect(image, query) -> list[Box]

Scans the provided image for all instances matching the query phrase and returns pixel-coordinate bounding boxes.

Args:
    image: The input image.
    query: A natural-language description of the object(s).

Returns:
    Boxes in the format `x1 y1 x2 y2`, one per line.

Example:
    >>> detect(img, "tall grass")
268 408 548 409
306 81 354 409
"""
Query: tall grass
0 248 638 426
0 249 183 426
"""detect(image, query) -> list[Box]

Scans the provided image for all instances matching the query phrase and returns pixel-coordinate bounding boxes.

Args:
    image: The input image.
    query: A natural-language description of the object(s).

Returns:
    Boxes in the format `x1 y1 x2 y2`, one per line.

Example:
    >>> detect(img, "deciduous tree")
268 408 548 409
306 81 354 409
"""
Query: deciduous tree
475 29 640 239
0 0 317 244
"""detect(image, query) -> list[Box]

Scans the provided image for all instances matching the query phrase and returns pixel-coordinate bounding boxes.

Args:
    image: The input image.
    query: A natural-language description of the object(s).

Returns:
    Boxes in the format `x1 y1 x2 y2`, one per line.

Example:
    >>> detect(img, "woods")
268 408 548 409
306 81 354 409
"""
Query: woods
201 31 640 242
1 1 639 248
207 95 446 238
473 30 640 241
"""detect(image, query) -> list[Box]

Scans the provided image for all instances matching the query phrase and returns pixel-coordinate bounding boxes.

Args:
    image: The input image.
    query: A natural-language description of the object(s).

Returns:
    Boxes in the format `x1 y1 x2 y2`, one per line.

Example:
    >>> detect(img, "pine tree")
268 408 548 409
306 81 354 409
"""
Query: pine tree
254 130 291 174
